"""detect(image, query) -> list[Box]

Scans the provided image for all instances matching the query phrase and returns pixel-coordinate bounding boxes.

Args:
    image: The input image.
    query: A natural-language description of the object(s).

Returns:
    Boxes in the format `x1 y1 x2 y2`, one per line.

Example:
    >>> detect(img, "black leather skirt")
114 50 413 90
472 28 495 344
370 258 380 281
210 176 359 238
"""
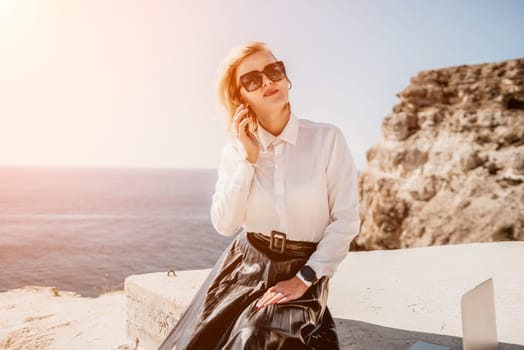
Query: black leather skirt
157 231 340 350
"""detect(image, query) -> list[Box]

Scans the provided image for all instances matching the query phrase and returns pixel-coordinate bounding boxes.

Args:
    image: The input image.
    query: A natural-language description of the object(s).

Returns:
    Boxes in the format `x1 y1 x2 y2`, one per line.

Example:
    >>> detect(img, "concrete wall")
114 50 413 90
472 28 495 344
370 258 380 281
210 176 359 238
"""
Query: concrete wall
125 242 524 349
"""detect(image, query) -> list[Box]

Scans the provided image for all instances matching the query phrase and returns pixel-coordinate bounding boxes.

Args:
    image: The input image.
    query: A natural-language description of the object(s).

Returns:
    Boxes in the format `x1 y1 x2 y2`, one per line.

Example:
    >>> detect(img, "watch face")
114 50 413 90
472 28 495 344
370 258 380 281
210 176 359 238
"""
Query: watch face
301 265 317 282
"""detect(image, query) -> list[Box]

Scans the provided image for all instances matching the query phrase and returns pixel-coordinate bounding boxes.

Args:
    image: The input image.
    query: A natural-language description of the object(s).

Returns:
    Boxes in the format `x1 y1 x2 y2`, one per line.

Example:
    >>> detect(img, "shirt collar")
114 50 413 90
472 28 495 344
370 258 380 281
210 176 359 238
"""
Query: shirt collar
256 111 299 151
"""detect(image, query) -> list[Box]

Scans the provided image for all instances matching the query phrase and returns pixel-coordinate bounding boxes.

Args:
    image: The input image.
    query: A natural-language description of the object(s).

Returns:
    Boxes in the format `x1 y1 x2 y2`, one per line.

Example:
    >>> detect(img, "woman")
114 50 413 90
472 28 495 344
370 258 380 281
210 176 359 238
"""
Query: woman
158 42 360 350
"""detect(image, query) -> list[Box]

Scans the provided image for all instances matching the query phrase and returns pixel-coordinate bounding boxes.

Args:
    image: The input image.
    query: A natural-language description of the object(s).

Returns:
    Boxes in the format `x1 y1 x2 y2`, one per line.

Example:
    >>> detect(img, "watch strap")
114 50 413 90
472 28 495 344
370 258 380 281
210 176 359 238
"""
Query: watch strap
300 265 318 284
296 271 313 287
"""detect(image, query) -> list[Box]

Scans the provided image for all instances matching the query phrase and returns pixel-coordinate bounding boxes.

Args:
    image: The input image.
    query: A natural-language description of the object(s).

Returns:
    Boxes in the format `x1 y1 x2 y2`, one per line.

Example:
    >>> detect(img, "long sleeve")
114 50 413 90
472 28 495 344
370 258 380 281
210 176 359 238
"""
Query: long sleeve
210 137 258 236
303 127 361 279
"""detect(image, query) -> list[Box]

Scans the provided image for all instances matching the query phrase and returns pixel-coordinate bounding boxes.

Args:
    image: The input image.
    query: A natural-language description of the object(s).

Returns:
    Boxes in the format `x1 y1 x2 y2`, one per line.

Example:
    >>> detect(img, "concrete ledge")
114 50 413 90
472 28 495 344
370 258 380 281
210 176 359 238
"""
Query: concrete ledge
329 241 524 348
125 242 524 349
124 270 210 350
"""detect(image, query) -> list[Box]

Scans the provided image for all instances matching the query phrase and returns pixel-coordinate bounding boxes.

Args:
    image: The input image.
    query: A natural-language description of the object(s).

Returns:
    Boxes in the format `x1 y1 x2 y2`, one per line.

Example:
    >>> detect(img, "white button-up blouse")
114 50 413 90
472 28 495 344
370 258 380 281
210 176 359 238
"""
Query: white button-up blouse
210 111 361 280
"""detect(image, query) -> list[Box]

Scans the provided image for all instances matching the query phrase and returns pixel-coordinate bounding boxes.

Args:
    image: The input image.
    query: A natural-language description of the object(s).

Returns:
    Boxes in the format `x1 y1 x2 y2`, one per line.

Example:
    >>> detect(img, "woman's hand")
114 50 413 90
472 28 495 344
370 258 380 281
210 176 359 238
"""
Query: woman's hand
231 104 260 164
256 276 309 309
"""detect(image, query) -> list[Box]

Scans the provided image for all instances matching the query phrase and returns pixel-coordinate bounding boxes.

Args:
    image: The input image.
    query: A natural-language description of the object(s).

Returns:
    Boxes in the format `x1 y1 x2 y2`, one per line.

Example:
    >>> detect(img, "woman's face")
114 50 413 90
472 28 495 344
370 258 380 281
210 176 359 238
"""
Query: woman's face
235 51 289 114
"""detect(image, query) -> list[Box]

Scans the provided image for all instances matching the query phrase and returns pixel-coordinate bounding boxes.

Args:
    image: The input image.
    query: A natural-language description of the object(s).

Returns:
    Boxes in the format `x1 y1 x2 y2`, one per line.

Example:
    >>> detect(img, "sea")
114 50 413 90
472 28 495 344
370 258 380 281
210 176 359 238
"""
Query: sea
0 166 236 297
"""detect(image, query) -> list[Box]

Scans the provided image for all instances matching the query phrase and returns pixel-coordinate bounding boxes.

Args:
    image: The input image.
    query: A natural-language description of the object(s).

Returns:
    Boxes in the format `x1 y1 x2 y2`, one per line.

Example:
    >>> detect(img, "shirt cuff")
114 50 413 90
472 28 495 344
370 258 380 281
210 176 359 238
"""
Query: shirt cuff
304 258 337 280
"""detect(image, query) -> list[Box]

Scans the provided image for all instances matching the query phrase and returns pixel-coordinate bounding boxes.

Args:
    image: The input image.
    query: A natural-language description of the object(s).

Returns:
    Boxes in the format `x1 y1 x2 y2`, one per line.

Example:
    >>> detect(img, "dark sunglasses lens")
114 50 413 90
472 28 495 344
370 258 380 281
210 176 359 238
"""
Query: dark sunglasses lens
265 62 286 80
240 72 263 92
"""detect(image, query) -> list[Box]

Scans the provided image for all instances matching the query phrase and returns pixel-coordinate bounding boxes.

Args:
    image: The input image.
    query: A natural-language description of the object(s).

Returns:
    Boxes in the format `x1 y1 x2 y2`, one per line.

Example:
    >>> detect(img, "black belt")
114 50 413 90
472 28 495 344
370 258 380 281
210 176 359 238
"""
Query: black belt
247 231 318 259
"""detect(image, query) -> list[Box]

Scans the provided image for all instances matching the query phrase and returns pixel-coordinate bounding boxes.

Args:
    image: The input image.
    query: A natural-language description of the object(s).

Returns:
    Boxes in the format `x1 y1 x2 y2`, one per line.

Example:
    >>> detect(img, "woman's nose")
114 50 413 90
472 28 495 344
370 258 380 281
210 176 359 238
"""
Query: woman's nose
261 73 273 87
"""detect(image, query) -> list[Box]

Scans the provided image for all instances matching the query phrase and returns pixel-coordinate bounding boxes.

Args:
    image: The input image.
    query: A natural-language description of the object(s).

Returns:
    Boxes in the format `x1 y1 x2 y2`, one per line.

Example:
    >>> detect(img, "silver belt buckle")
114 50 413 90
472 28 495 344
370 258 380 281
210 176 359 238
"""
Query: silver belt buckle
270 230 286 253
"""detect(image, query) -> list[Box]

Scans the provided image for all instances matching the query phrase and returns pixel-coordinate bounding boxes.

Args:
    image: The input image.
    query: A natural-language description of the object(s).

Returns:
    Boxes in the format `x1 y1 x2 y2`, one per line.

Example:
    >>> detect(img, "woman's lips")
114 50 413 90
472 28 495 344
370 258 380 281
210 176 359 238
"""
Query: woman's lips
264 88 279 97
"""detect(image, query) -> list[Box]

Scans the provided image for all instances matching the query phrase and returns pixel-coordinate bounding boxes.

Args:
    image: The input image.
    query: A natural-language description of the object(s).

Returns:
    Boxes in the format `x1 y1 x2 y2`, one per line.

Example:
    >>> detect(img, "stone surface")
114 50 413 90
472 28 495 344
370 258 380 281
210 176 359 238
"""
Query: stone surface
0 287 133 350
353 58 524 250
124 270 209 350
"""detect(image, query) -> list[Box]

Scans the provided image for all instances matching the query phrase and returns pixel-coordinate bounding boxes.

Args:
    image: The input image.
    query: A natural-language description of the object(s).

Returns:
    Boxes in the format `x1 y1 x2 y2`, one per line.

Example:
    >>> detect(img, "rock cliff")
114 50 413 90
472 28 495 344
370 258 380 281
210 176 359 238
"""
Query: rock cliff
352 58 524 250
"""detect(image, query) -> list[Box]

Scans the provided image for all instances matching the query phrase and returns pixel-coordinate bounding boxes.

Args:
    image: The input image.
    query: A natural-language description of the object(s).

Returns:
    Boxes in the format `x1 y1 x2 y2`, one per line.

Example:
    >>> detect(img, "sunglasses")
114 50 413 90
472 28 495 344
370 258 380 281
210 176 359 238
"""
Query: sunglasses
238 61 287 92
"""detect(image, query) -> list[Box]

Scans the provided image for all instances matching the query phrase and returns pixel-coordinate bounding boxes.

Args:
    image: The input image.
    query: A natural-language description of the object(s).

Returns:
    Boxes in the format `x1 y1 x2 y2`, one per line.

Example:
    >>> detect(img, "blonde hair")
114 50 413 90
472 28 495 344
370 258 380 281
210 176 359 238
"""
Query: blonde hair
215 41 290 134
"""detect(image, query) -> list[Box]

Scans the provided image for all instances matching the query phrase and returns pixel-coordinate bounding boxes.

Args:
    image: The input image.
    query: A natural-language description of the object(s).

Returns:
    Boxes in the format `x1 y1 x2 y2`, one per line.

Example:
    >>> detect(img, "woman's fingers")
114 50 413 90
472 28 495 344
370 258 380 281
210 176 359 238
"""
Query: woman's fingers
256 277 309 308
276 296 288 304
256 291 272 308
266 292 285 306
232 105 250 131
232 103 259 162
238 118 250 136
256 288 277 308
257 290 286 308
256 284 292 308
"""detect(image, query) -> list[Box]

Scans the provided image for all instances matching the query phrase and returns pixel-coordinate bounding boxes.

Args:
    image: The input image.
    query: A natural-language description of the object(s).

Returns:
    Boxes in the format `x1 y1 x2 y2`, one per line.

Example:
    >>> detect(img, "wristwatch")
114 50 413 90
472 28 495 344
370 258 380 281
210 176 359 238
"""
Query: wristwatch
296 265 318 287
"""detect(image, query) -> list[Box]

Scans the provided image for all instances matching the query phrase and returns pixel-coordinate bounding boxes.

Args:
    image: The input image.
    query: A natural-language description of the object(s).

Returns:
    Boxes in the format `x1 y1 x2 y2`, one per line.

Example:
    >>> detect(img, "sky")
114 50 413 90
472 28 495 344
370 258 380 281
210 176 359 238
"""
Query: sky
1 0 523 170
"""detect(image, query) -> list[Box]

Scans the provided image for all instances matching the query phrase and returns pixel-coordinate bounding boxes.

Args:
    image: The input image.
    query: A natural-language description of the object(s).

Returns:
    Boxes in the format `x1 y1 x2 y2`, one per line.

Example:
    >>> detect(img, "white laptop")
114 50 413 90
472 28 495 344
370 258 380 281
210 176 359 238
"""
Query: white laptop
408 278 498 350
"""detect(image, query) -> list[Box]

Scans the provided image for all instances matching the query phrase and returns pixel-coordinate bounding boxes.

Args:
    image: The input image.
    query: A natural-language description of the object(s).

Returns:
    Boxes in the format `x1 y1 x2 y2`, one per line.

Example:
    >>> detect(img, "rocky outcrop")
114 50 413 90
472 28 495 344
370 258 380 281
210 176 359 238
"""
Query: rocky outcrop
352 58 524 250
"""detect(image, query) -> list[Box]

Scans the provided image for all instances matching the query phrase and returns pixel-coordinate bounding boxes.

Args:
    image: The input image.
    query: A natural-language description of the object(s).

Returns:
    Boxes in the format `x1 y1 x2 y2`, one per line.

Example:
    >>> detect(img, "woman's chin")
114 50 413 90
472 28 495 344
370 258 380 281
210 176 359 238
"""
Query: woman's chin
265 97 289 109
255 97 289 114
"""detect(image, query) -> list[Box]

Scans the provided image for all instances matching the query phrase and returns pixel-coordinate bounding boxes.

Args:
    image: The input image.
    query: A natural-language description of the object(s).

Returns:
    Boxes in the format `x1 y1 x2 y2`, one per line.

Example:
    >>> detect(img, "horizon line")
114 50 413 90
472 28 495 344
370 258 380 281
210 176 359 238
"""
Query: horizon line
0 164 363 173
